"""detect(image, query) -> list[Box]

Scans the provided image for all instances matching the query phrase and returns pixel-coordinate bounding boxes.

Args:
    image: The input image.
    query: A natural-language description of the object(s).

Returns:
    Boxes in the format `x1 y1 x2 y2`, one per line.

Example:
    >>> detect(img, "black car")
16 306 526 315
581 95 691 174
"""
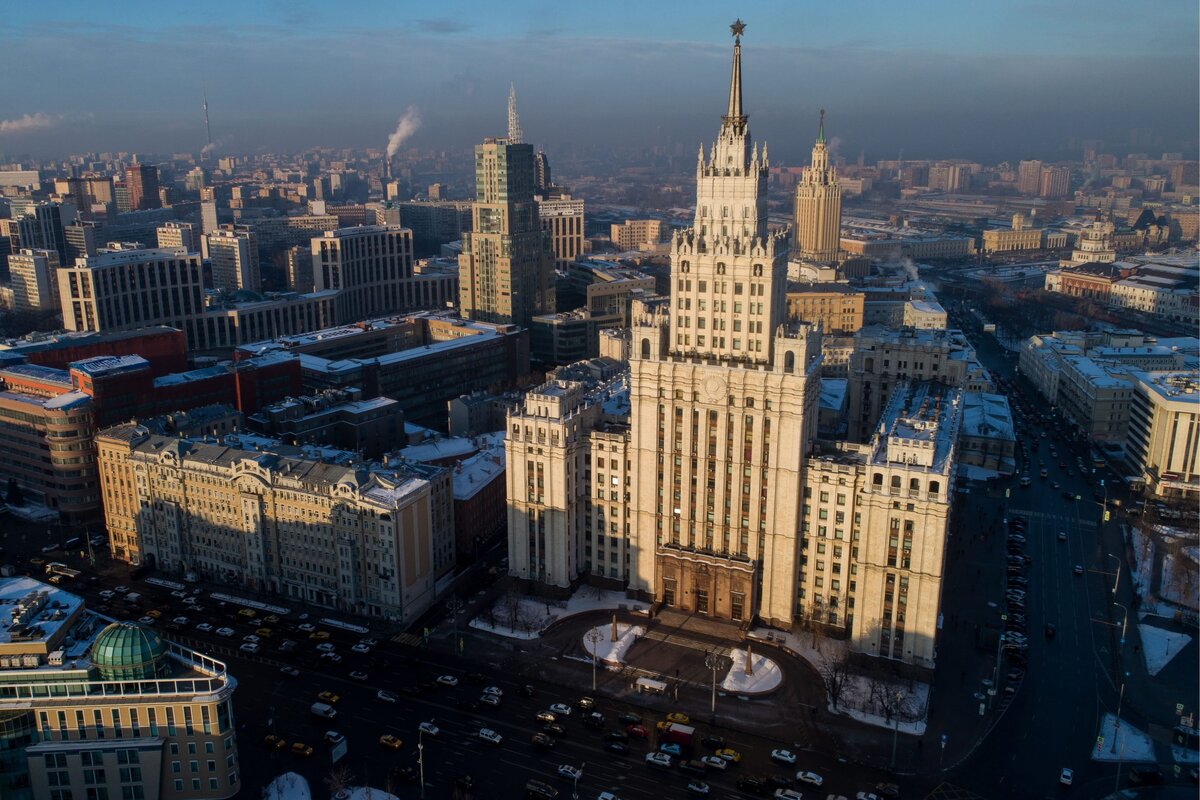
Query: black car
618 712 641 725
605 730 629 742
736 776 767 795
542 723 567 738
519 684 537 697
1129 767 1164 786
765 775 794 789
606 742 629 755
531 733 556 749
466 672 486 683
701 735 725 748
389 766 418 783
875 783 901 799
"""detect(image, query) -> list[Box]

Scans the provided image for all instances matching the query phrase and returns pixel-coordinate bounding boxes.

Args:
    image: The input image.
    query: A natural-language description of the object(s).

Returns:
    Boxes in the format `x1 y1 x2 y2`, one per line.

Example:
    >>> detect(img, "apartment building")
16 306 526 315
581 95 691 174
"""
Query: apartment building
610 219 665 251
786 284 865 334
537 192 585 269
1125 370 1200 498
7 248 61 313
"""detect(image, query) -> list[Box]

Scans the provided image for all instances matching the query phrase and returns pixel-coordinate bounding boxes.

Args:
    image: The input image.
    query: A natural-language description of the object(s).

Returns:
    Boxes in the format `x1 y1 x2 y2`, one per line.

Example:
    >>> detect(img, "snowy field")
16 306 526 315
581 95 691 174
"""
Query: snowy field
263 773 311 800
1092 714 1156 763
721 647 782 694
582 623 645 664
1137 623 1192 677
470 587 649 640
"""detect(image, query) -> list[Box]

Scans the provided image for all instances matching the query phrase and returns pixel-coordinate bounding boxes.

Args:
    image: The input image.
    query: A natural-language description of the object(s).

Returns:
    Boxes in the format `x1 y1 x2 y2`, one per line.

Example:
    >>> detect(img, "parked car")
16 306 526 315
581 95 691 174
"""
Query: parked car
770 749 796 764
645 752 672 768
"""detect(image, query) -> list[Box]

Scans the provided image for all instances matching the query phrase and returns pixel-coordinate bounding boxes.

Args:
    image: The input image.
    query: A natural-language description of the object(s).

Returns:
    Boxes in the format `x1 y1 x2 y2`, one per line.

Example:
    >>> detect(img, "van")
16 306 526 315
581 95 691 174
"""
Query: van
310 702 337 719
525 779 558 799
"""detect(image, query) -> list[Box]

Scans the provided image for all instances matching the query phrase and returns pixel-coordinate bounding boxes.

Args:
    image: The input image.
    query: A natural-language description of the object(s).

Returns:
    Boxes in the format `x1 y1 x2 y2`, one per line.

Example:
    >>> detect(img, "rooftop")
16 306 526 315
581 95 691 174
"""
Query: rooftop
872 380 963 473
961 392 1016 440
70 354 150 377
1132 370 1200 406
0 576 85 647
0 363 73 386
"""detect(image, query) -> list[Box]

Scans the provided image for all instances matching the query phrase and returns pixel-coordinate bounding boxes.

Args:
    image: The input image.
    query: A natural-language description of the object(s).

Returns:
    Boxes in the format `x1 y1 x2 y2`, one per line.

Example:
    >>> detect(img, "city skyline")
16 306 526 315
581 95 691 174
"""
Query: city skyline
1 0 1197 163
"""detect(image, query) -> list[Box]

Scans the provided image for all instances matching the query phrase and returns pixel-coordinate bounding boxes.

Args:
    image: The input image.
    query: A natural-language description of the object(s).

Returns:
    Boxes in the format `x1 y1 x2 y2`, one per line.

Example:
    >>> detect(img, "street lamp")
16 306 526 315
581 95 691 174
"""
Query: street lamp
705 651 731 715
1106 553 1122 598
418 718 435 800
1111 673 1129 754
572 762 585 800
889 689 906 770
1113 602 1129 647
585 629 603 691
446 597 465 655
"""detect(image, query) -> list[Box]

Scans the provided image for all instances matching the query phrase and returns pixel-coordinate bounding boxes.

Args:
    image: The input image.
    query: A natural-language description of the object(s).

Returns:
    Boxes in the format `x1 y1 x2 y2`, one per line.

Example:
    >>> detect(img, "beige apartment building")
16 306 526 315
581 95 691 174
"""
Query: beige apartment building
537 192 585 269
0 578 240 800
792 111 843 262
156 221 198 252
205 225 261 293
7 248 61 312
610 219 665 251
786 284 865 334
1126 370 1200 498
97 424 446 622
60 247 204 336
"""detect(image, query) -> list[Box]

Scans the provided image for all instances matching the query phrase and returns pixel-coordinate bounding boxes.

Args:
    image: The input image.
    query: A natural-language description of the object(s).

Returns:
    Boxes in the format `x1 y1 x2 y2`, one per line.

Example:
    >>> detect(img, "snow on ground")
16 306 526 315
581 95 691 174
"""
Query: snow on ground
1137 624 1192 677
835 673 929 735
263 773 311 800
582 623 645 665
335 789 401 800
1092 714 1156 763
958 464 1003 481
470 587 649 640
721 648 782 694
6 503 60 522
1173 745 1200 765
1131 526 1160 618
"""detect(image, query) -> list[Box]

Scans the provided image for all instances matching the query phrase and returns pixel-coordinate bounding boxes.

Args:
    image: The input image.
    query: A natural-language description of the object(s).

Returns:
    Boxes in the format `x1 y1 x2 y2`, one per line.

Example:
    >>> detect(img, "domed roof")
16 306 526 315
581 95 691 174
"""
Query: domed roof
91 622 169 680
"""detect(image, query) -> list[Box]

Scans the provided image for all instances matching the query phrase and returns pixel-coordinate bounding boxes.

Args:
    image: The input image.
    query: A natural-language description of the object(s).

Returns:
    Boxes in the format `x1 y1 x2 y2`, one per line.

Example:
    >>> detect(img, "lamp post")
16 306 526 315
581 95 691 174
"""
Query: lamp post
1111 674 1128 754
418 718 434 800
1107 552 1122 598
586 629 602 691
890 689 906 770
446 597 465 655
705 651 731 715
1113 602 1129 647
572 762 585 800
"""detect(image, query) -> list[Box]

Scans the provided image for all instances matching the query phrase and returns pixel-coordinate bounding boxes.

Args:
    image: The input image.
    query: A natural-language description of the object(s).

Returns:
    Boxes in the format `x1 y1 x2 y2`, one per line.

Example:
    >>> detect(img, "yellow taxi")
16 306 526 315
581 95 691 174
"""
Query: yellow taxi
666 712 690 724
317 691 340 705
290 742 313 757
379 734 403 749
263 734 285 750
237 608 256 618
308 631 330 641
255 628 273 638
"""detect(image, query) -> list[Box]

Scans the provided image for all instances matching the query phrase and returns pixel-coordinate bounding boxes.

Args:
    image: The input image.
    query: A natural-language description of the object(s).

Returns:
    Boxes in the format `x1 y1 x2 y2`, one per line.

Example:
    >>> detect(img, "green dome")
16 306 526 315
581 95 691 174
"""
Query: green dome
91 622 169 681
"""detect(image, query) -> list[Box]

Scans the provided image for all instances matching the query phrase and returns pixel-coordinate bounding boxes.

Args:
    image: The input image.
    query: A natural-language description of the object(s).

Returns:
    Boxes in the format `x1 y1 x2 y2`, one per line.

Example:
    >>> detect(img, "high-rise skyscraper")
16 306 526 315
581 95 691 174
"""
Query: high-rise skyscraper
458 137 555 327
792 110 842 262
1017 159 1042 195
534 150 552 193
206 224 261 292
124 163 162 210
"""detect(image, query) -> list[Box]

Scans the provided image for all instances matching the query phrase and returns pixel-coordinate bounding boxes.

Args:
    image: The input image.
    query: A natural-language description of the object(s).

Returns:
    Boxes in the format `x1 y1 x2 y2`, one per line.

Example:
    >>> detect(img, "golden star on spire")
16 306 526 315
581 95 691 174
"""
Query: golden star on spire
730 19 746 40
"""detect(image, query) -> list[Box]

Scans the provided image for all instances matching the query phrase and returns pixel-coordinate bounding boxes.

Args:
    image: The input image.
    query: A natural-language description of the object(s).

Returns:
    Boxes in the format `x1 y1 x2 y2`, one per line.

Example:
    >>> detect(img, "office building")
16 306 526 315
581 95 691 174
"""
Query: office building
786 284 865 334
0 578 240 800
123 163 161 210
534 151 552 193
383 201 472 258
610 219 665 251
63 220 100 265
537 192 585 270
96 425 449 621
1125 370 1199 498
285 245 314 293
59 247 205 336
7 249 61 313
1039 165 1070 199
206 225 261 292
157 221 199 252
1017 159 1043 195
459 137 555 327
246 388 405 458
793 111 843 262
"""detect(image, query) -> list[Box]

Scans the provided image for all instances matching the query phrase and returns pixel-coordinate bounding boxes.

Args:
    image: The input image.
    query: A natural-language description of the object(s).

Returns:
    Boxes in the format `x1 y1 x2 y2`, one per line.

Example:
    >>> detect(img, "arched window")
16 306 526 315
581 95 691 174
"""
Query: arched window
909 478 920 492
641 338 650 359
929 480 940 497
784 351 795 373
890 475 901 490
872 473 883 487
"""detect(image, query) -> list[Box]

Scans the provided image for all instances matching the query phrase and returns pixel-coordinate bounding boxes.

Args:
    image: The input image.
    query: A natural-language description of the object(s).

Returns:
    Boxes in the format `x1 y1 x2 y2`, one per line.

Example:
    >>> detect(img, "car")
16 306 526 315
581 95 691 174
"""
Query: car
605 730 629 742
290 742 313 757
597 794 622 800
466 671 486 684
41 543 61 554
645 752 672 768
237 608 256 618
279 666 301 677
557 764 583 781
660 743 683 757
255 627 272 637
1073 565 1084 575
195 622 213 632
666 711 690 724
243 634 260 644
701 734 725 748
874 783 901 799
138 616 156 625
537 711 558 724
542 723 567 738
323 731 344 745
716 748 741 762
532 732 556 749
577 696 595 710
1045 623 1057 638
315 642 336 653
318 691 340 704
359 637 378 647
376 689 397 703
519 684 537 697
549 703 572 716
686 780 710 796
483 686 503 697
239 642 260 654
1059 768 1073 786
351 643 371 654
265 614 280 624
417 721 439 736
701 755 728 771
626 724 648 739
770 749 796 764
308 631 330 641
379 734 402 749
297 623 316 633
320 652 342 664
1052 482 1060 490
216 627 235 637
773 791 802 800
618 712 641 725
437 675 459 687
264 734 286 750
349 671 368 681
478 728 502 745
736 777 767 794
606 742 629 755
99 589 115 600
796 771 823 786
480 694 501 707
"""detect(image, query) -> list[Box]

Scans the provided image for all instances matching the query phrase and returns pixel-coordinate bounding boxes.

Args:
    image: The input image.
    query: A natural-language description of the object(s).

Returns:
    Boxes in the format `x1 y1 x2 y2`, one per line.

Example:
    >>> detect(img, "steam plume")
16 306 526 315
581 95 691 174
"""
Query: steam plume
386 106 422 159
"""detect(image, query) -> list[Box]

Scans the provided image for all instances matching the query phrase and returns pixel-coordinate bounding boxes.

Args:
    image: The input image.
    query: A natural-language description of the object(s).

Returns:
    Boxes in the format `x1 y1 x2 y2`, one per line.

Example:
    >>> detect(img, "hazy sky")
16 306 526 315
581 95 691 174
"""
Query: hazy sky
1 0 1197 165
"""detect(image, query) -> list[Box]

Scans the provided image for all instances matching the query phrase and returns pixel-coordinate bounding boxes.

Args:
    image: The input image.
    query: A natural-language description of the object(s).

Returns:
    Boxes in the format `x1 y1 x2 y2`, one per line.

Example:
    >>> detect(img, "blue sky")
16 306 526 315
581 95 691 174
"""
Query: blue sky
1 0 1196 162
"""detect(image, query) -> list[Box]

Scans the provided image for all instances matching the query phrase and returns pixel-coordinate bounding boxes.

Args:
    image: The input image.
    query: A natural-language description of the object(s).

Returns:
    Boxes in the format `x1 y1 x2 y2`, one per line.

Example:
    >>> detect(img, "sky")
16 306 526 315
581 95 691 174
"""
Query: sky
1 0 1197 165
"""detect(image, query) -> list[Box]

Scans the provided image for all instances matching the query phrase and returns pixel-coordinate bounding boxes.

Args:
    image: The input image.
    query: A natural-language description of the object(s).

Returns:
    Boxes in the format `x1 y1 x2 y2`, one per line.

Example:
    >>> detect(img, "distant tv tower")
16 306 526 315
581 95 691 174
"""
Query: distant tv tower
507 83 522 144
202 87 213 158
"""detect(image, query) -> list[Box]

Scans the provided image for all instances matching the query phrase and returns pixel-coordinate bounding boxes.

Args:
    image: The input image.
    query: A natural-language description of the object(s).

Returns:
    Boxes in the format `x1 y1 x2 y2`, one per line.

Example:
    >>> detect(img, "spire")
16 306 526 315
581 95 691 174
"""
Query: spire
724 19 746 123
816 108 826 145
507 83 522 144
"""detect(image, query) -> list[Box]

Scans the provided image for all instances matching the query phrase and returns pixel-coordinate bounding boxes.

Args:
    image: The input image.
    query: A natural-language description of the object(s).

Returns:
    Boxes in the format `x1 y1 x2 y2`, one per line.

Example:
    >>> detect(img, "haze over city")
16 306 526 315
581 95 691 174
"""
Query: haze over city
1 0 1197 162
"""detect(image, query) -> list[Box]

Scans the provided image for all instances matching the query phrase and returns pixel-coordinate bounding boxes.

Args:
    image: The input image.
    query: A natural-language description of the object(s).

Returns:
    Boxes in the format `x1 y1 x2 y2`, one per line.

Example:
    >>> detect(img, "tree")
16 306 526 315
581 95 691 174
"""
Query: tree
324 765 356 798
818 654 852 711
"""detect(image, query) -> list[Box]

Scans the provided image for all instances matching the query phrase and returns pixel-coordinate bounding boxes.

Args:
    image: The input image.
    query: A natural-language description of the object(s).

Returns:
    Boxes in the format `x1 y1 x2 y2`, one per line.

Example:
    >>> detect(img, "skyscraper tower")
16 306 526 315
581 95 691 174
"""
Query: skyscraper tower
458 134 554 327
626 21 821 627
792 109 842 262
203 87 212 157
507 83 522 144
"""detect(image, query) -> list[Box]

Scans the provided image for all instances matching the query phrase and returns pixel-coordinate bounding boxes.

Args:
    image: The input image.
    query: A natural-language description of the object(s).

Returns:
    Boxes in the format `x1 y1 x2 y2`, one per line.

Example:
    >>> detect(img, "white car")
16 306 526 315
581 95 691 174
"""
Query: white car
795 771 824 786
700 756 727 771
216 627 235 637
770 749 796 765
558 765 583 781
297 623 316 633
114 586 130 594
319 652 342 663
774 791 802 800
316 642 336 652
687 781 710 796
359 638 379 647
418 721 439 736
243 634 260 644
549 703 572 716
279 666 300 677
856 793 881 800
437 675 459 687
172 616 189 625
183 596 200 606
351 643 371 654
480 694 501 707
99 590 115 600
239 642 259 654
645 752 672 768
137 616 155 625
171 590 188 599
1059 768 1074 786
376 690 397 703
478 728 502 744
483 686 503 697
323 730 344 745
597 793 622 800
195 622 213 632
349 671 368 681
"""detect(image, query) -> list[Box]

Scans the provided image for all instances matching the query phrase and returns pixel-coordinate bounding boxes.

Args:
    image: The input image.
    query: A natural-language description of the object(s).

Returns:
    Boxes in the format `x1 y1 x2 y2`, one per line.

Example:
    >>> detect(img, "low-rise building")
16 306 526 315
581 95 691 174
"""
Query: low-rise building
786 284 865 334
959 391 1017 475
246 388 404 458
610 219 665 251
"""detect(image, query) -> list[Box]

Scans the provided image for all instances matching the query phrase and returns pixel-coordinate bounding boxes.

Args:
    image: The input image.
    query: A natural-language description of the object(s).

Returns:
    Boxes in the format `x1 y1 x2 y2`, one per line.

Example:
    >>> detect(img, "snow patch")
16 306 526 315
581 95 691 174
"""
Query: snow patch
263 773 311 800
721 648 782 694
1092 714 1156 763
582 623 644 665
1137 624 1192 676
335 789 401 800
470 587 649 640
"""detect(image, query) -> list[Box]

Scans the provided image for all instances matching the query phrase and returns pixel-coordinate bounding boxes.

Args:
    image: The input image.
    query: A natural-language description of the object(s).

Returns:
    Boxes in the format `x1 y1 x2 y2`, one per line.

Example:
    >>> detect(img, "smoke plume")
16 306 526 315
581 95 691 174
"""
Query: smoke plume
0 112 58 134
201 136 232 156
386 106 422 158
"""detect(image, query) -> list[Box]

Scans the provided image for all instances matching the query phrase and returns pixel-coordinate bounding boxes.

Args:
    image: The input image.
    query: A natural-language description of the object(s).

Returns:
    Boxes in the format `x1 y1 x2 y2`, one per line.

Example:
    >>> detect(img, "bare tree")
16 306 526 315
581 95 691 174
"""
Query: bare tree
867 677 903 723
324 764 356 798
818 654 852 711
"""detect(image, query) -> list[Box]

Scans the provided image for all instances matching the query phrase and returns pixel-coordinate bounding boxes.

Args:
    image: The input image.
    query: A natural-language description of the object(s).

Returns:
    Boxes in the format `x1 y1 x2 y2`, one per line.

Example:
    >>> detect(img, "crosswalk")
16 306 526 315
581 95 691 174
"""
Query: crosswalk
638 627 733 656
390 632 423 646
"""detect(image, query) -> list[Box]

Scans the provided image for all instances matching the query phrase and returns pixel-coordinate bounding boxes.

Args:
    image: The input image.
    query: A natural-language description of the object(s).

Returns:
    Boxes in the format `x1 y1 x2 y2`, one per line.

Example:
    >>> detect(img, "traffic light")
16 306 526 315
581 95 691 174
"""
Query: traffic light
1104 511 1111 522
